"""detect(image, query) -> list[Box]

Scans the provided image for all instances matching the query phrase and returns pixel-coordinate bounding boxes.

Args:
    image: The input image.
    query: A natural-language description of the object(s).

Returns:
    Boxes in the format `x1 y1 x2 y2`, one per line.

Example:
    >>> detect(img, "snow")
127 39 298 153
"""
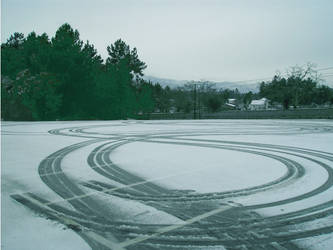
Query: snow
2 119 333 250
1 122 90 250
111 141 287 193
294 232 333 250
2 194 90 250
1 121 185 250
60 141 184 225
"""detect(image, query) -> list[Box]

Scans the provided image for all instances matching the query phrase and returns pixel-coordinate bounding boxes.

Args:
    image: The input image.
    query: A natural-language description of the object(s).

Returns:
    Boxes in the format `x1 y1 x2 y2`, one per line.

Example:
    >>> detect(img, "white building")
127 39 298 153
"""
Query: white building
227 98 237 105
249 98 269 111
226 98 237 108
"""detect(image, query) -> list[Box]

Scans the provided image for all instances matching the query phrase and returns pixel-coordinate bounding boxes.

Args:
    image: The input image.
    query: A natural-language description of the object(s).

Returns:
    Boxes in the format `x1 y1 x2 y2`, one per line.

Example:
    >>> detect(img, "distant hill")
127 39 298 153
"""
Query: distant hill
143 75 260 93
142 76 188 89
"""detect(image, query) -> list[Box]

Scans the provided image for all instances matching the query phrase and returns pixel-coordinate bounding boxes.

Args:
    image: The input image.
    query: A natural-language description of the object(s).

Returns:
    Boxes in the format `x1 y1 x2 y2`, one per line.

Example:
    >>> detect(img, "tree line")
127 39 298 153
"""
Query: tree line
151 83 259 114
2 24 333 121
1 23 251 120
259 64 333 109
1 23 154 120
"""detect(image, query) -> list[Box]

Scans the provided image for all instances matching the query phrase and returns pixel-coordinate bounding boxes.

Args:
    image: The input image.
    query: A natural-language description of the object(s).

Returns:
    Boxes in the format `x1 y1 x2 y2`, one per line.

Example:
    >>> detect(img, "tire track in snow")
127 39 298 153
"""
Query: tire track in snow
10 121 333 249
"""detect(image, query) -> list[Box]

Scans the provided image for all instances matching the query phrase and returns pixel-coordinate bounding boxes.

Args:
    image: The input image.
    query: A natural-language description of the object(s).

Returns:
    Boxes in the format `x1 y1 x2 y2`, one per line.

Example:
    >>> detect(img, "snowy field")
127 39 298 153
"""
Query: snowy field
2 119 333 250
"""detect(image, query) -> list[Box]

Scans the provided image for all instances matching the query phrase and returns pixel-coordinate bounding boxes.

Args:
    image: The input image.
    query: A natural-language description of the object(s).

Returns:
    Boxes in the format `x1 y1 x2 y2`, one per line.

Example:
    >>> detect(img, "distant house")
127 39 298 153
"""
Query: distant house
227 98 237 105
226 98 237 108
249 98 269 111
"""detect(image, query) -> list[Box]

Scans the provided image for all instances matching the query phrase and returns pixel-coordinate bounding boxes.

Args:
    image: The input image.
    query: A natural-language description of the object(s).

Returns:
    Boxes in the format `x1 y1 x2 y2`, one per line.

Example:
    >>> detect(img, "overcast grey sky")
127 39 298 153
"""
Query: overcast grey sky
2 0 333 84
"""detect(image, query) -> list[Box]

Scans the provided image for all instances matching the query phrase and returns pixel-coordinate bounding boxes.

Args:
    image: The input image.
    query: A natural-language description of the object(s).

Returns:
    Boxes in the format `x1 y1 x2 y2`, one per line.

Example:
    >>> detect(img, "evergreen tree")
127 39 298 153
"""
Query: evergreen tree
106 39 146 80
1 33 26 77
137 82 154 114
50 23 96 118
258 64 333 109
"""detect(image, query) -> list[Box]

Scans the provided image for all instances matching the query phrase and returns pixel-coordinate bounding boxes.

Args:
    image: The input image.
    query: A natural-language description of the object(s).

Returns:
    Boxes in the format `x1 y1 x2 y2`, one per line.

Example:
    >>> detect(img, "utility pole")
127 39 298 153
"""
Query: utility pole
193 84 197 119
198 85 201 119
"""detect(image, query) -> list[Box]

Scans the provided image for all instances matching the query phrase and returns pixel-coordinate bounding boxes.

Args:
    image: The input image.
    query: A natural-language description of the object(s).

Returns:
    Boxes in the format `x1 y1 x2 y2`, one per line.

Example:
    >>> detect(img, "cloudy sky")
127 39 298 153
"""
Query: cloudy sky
2 0 333 84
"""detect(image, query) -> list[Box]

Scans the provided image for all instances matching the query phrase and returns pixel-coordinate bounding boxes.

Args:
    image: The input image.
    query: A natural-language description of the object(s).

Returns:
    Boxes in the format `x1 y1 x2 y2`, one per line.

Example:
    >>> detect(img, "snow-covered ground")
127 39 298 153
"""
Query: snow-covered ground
111 141 287 193
2 119 333 249
2 122 91 250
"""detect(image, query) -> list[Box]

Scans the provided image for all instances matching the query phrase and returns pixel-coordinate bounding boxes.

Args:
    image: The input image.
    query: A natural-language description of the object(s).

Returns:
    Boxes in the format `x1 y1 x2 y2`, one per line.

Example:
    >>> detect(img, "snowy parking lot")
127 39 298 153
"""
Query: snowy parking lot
2 119 333 250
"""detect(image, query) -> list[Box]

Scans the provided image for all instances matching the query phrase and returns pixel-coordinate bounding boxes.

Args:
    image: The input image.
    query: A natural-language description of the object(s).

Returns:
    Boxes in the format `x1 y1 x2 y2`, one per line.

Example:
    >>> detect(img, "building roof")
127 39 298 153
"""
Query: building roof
227 98 237 104
250 98 268 106
226 103 236 107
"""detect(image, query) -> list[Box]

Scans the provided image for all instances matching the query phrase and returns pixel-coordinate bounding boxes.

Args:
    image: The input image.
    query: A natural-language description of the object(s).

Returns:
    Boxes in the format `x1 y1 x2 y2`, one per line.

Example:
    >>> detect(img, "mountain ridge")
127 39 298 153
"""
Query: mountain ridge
143 75 260 93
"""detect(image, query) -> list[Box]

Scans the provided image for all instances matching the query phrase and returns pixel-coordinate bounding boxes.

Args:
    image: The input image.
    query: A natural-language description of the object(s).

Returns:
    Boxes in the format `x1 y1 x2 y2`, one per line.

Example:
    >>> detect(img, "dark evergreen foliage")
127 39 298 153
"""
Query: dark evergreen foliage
106 39 147 79
259 65 333 110
1 24 153 120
